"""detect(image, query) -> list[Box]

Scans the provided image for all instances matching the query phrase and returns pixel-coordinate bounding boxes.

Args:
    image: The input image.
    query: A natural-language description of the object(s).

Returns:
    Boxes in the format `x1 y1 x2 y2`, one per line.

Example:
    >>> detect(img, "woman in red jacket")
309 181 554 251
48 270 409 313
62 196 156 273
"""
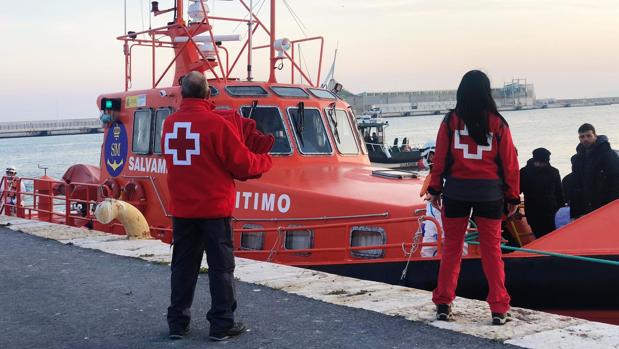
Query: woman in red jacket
427 70 520 325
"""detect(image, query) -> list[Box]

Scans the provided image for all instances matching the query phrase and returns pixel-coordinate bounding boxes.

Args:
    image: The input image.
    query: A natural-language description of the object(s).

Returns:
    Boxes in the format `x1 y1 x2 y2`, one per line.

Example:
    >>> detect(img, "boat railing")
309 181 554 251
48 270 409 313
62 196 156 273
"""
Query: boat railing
117 0 325 91
0 176 6 214
8 177 99 226
234 215 446 263
2 176 453 262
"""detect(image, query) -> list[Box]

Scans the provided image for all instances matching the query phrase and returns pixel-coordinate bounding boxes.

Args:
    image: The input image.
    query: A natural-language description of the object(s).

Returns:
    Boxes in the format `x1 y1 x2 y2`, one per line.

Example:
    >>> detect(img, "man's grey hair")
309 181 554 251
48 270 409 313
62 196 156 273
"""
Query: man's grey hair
181 71 209 99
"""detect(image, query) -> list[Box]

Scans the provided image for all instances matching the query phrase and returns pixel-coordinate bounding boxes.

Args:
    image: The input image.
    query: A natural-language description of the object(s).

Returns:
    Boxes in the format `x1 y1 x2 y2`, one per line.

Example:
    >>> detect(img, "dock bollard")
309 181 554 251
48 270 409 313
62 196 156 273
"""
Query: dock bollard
35 176 55 222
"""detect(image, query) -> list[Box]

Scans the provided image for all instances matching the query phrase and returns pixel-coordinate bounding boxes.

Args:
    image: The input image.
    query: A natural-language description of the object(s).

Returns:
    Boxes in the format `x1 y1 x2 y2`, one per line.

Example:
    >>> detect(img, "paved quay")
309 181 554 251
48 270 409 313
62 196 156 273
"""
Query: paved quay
1 217 617 349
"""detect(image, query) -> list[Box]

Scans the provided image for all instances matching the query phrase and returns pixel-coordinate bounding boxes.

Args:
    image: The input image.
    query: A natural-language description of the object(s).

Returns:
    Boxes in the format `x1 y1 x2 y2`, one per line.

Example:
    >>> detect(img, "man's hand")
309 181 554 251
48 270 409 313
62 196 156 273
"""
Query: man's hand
506 203 518 217
430 194 442 210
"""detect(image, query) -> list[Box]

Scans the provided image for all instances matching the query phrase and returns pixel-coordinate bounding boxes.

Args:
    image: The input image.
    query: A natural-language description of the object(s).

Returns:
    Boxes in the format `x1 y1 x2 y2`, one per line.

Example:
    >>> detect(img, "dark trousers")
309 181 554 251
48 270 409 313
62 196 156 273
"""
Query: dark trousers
167 217 237 333
527 213 556 238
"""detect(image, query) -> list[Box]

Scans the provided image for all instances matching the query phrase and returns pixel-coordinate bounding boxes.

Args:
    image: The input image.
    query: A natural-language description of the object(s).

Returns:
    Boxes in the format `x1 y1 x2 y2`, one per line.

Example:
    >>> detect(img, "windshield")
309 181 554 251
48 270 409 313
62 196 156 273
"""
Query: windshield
241 106 292 154
325 108 359 155
288 108 332 154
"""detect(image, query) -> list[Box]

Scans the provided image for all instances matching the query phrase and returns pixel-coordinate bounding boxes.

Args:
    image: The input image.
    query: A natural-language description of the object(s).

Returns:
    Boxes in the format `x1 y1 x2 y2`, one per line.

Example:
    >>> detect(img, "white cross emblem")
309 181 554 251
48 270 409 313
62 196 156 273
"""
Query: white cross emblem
454 126 493 160
164 122 201 166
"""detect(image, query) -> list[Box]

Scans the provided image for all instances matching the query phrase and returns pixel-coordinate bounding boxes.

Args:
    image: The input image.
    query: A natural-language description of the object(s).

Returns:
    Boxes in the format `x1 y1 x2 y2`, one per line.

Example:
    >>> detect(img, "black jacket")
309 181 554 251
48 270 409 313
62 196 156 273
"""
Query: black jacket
569 135 619 218
520 159 564 216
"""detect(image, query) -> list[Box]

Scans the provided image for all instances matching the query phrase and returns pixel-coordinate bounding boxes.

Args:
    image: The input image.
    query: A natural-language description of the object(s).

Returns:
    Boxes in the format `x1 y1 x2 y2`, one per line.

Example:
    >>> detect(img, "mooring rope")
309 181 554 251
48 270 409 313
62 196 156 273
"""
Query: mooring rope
464 238 619 267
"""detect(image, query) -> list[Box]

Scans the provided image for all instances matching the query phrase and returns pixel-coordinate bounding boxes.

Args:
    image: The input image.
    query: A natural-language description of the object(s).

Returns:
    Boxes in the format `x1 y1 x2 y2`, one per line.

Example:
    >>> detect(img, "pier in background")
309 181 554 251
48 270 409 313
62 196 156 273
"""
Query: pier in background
0 118 102 138
345 80 619 117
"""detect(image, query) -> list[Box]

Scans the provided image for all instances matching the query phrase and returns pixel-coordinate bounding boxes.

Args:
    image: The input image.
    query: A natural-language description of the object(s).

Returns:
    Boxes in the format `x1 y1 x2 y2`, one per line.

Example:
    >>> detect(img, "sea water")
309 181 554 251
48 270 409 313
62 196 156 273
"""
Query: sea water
382 103 619 177
1 104 618 181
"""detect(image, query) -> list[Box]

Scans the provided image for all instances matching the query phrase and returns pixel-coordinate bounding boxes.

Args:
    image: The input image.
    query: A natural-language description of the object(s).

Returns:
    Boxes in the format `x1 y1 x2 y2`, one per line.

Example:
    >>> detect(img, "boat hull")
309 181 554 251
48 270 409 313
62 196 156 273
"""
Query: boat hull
307 254 619 322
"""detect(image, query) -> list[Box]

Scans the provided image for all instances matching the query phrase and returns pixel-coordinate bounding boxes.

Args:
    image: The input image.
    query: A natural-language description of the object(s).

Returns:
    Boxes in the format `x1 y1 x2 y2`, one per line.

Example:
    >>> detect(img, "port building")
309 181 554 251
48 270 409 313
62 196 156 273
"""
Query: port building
345 80 535 117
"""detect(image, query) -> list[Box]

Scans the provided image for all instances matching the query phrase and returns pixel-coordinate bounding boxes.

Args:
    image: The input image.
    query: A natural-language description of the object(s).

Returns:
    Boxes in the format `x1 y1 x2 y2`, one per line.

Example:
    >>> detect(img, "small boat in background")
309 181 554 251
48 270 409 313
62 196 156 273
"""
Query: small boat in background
356 114 431 170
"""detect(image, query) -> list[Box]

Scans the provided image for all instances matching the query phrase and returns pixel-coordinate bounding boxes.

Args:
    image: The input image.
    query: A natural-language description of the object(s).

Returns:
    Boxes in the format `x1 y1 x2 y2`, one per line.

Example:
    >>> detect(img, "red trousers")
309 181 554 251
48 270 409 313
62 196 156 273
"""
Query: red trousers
431 215 511 313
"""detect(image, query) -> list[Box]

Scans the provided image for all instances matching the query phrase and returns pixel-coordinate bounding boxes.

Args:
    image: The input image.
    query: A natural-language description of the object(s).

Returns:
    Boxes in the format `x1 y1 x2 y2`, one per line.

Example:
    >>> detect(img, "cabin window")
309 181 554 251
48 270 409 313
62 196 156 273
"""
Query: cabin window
153 108 172 154
285 226 313 253
225 85 269 97
240 106 292 154
349 110 367 154
132 109 152 154
209 86 219 97
325 108 359 155
308 88 336 100
271 86 309 98
287 107 332 155
350 226 386 259
240 224 264 250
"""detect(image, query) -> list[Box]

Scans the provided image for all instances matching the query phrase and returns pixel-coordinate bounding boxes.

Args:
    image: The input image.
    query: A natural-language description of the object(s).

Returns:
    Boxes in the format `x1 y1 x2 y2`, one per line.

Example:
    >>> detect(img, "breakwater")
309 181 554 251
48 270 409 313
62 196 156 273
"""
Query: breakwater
0 118 102 139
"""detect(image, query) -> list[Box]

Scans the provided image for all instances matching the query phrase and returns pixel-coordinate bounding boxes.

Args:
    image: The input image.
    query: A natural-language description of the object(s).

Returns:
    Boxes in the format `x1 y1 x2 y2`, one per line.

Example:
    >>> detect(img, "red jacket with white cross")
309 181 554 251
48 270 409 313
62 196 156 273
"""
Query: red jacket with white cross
162 98 273 218
428 112 520 204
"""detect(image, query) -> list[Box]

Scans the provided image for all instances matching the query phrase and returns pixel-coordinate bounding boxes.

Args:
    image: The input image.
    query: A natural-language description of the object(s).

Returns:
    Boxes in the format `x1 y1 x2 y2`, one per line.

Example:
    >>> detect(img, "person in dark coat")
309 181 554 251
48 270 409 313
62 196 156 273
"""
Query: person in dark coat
520 148 564 237
569 123 619 218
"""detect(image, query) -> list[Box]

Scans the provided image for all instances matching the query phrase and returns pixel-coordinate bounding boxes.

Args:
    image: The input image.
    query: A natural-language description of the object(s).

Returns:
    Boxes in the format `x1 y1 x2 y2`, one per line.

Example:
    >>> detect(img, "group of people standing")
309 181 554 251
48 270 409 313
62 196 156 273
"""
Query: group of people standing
3 69 617 339
520 123 619 238
158 69 619 340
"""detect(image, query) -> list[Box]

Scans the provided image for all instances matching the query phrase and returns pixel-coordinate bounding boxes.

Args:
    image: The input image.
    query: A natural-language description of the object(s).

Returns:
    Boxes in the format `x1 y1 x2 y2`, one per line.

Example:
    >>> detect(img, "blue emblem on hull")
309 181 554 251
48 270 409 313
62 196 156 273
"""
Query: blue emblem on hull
104 122 128 177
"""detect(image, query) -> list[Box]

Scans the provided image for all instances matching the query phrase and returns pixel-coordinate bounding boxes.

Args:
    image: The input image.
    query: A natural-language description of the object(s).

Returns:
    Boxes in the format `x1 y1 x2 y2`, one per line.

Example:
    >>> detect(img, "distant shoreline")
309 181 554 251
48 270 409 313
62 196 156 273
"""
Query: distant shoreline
0 118 102 139
369 102 618 118
0 102 616 139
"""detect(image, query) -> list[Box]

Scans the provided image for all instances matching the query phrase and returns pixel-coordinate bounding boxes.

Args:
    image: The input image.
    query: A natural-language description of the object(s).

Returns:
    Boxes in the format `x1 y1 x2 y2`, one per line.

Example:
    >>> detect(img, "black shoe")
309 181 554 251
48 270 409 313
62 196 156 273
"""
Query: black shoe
492 312 512 325
209 322 247 341
169 325 190 340
436 304 452 321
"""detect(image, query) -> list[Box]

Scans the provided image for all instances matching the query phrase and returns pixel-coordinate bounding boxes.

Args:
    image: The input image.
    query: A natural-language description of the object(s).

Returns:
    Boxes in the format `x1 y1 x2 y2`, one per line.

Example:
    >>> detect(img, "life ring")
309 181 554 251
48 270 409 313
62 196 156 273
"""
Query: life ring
98 178 121 199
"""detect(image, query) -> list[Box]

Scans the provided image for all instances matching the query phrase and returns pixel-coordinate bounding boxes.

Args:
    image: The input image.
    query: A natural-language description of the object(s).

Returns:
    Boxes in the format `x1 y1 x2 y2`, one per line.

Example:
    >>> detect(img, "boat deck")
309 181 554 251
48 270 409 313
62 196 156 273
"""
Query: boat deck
1 217 617 348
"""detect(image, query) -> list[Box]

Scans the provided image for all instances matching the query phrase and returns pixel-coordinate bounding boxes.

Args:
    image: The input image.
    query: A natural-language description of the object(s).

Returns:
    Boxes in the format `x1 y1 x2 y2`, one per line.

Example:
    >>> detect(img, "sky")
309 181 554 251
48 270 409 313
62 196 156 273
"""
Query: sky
0 0 618 121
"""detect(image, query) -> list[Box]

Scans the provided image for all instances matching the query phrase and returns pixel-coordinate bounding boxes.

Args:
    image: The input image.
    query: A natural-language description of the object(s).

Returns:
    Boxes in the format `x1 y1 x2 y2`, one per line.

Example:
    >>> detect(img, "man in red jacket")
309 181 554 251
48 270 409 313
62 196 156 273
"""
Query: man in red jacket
162 71 273 341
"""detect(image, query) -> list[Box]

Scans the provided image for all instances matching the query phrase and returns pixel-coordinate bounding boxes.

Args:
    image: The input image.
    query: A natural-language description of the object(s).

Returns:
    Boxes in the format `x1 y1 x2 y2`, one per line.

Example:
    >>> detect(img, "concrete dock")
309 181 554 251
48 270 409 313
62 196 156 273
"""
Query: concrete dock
1 216 617 349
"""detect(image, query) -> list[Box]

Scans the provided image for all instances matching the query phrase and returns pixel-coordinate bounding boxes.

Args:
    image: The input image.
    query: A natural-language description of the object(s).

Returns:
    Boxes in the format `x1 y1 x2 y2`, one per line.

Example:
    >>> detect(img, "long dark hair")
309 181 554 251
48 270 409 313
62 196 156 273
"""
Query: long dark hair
454 70 506 145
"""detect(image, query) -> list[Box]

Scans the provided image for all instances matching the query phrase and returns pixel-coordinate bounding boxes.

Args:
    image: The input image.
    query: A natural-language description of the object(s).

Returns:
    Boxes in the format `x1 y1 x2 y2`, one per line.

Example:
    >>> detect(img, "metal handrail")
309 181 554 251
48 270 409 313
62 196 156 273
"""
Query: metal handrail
235 215 443 261
116 0 325 90
4 176 447 261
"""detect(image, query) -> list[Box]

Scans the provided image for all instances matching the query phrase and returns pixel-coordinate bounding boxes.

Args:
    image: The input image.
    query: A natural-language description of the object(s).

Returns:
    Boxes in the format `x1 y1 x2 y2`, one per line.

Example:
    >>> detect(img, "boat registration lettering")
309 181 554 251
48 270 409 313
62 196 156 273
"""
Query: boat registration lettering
128 156 167 174
235 192 291 213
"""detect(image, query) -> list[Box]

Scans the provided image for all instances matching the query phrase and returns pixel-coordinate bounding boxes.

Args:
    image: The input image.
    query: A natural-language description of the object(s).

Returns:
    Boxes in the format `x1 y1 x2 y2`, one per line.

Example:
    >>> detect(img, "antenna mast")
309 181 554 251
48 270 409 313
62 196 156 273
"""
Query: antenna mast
175 0 184 25
268 0 277 83
247 0 253 81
